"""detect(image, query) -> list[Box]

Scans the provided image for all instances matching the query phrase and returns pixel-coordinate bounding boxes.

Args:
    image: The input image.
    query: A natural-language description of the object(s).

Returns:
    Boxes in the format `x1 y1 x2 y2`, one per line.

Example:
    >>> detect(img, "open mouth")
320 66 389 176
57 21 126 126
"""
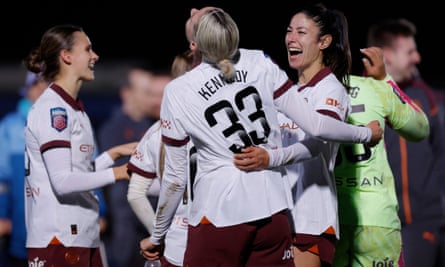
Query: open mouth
288 48 302 56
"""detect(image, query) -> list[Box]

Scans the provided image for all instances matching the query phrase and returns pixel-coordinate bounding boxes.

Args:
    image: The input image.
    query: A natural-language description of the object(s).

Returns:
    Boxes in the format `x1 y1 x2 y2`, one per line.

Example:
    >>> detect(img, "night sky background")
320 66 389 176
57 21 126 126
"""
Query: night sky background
0 1 442 122
2 1 442 84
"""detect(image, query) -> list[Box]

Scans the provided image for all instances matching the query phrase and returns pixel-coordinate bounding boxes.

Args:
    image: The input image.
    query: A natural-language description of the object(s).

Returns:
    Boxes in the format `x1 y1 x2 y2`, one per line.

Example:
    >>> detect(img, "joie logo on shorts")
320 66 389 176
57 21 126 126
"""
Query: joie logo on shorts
29 257 46 267
372 257 395 267
281 245 294 260
50 107 67 132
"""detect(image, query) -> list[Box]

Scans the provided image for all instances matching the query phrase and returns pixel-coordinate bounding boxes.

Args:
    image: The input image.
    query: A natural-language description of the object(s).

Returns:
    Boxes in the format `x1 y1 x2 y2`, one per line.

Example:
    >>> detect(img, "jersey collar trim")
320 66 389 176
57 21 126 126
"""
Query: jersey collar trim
50 83 85 111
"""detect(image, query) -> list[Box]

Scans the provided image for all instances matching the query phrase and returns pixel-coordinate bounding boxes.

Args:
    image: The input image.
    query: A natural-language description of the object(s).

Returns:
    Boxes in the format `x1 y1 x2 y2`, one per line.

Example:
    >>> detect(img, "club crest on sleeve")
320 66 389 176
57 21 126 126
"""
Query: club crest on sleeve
50 107 68 132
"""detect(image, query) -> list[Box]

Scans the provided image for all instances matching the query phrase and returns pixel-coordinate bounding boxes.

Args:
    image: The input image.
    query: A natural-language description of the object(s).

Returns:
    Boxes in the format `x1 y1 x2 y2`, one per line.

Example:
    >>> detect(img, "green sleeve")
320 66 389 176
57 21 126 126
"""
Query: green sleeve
384 79 429 142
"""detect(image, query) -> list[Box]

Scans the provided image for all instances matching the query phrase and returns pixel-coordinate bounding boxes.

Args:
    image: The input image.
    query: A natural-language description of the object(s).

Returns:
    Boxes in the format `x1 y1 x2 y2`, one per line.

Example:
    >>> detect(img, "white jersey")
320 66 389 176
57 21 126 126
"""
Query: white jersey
279 69 350 238
25 84 116 248
127 121 193 266
161 49 293 228
157 48 370 232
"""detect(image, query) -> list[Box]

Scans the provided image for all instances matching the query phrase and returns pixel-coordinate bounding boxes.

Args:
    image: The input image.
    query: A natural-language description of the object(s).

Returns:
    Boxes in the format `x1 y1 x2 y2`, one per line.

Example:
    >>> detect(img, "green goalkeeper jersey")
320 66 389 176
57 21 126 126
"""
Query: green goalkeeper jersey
334 75 429 228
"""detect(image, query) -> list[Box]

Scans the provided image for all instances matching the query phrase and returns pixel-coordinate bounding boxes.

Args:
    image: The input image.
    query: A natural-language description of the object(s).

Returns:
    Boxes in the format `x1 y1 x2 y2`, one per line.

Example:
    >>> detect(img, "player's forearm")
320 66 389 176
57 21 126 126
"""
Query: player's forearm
276 91 371 143
149 178 185 245
94 151 114 170
267 139 323 167
386 79 430 141
396 108 429 142
128 173 156 233
150 144 187 245
44 148 115 194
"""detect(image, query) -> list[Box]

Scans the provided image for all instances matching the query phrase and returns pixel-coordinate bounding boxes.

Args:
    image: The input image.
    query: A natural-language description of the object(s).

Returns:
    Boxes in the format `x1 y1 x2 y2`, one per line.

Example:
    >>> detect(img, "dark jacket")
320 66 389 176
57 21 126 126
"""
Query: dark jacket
385 76 445 225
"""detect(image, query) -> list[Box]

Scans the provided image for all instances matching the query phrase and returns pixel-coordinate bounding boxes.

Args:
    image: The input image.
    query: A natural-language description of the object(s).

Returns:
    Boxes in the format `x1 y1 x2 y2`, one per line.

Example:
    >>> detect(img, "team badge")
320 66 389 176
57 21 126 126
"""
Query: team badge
50 107 68 132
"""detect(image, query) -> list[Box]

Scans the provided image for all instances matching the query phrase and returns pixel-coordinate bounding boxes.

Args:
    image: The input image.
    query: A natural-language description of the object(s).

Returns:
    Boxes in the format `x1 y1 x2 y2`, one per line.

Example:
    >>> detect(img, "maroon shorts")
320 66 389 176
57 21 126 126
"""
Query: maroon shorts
28 244 103 267
160 256 181 267
292 232 337 264
184 210 294 267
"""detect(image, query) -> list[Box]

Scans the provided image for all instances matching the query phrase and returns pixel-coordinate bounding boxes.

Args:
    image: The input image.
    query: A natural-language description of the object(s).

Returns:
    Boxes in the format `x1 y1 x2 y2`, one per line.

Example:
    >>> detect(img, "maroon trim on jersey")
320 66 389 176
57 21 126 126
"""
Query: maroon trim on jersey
298 67 332 92
162 135 190 147
49 83 85 111
192 60 201 69
317 109 341 121
273 79 294 99
40 140 71 153
127 162 157 178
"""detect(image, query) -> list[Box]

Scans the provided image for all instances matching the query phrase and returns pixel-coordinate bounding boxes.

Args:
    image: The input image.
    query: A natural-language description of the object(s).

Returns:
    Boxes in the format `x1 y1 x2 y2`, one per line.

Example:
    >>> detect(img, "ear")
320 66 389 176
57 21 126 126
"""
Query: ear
60 49 72 65
189 41 197 52
119 86 131 102
381 47 393 64
319 34 332 50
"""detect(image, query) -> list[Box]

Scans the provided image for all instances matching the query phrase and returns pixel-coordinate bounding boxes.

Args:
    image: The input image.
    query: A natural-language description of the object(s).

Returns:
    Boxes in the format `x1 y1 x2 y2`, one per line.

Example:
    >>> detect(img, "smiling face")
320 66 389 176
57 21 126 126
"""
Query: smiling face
62 31 99 82
383 35 421 84
285 12 330 83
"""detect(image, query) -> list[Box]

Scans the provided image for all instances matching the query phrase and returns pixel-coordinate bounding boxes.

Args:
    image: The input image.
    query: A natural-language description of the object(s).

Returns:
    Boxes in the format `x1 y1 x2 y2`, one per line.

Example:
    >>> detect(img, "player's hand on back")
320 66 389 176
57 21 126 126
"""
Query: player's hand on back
233 146 270 171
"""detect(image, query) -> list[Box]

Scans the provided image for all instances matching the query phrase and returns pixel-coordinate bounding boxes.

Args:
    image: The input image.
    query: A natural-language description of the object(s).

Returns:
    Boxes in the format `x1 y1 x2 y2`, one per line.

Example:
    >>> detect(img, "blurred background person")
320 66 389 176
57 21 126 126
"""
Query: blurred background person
0 71 48 267
146 72 171 121
97 63 171 267
367 17 445 267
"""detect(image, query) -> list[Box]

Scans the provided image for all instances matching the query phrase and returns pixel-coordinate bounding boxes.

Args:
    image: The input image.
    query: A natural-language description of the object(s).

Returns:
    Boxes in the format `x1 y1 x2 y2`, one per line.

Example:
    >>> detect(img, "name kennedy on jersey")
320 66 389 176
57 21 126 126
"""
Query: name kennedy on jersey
197 70 248 101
